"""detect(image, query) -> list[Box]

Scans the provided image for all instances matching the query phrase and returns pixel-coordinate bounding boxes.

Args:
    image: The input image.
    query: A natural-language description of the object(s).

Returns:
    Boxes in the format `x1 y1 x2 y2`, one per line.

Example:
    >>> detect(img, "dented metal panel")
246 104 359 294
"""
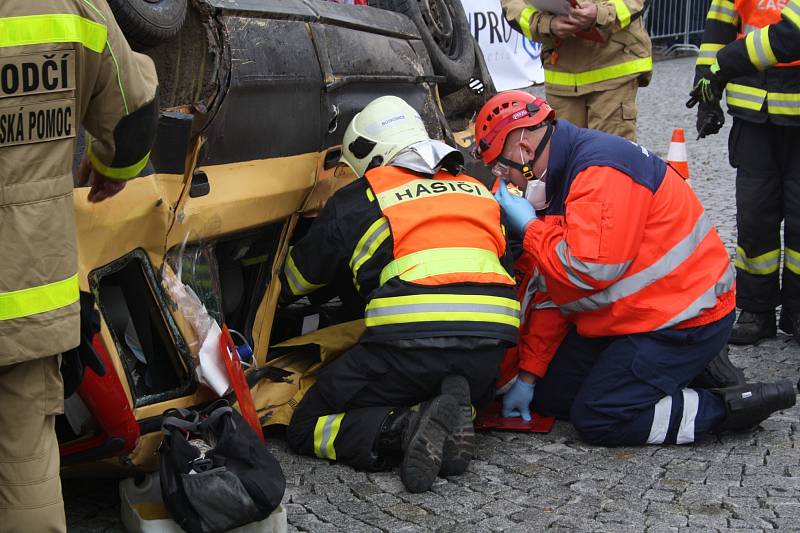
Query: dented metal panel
310 22 440 151
200 0 419 38
201 17 324 164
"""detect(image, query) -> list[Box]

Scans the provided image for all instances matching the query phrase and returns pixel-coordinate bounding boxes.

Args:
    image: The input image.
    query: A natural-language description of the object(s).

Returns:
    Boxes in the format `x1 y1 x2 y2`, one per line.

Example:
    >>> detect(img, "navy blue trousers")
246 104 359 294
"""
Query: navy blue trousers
533 312 734 446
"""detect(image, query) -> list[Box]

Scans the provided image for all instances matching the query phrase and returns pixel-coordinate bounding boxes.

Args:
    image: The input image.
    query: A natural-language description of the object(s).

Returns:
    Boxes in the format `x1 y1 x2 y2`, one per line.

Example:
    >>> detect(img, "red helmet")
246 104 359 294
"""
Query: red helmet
472 91 555 165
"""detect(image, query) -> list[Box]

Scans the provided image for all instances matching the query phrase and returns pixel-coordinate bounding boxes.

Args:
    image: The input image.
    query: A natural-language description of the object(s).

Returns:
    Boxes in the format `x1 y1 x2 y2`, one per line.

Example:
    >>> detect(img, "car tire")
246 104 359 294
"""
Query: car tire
369 0 475 86
107 0 188 50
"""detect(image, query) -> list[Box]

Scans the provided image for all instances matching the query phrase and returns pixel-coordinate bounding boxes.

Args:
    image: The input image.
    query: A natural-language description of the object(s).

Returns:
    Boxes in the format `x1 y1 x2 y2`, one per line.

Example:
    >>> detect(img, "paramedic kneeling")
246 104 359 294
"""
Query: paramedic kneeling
473 90 797 446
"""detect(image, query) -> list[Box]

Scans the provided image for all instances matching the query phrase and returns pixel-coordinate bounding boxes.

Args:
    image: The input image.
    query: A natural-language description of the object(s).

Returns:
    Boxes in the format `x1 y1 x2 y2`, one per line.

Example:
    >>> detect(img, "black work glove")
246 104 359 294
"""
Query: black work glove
686 64 728 109
696 100 726 139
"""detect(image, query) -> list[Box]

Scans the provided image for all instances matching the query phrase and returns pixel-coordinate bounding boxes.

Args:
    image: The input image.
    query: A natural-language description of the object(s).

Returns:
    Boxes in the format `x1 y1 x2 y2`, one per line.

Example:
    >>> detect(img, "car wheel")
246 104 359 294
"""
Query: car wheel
107 0 188 50
369 0 476 86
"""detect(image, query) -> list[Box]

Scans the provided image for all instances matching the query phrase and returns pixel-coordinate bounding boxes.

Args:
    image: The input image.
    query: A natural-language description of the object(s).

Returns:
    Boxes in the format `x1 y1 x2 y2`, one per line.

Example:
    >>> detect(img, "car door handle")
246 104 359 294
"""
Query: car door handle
189 170 210 198
324 148 342 170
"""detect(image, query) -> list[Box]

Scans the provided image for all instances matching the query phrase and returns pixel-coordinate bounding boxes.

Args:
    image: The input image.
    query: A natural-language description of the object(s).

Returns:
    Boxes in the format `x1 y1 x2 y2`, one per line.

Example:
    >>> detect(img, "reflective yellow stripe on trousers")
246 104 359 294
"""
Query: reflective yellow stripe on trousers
0 274 79 321
365 294 521 328
379 247 514 286
785 248 800 275
735 246 779 275
313 413 344 460
544 57 653 88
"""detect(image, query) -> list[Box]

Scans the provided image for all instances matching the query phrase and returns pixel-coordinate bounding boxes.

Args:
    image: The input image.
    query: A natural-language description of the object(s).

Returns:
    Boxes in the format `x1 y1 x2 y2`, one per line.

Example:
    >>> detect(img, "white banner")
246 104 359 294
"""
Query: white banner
462 0 544 91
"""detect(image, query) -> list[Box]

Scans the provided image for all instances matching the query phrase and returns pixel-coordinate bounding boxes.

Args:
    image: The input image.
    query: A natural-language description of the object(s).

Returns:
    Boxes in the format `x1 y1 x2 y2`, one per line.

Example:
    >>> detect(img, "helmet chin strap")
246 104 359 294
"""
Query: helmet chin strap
520 122 554 180
497 122 554 180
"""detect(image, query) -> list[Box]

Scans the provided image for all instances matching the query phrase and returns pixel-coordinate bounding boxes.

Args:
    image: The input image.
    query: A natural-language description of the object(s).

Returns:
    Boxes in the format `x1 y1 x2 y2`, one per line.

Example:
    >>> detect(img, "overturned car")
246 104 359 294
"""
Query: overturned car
60 0 496 470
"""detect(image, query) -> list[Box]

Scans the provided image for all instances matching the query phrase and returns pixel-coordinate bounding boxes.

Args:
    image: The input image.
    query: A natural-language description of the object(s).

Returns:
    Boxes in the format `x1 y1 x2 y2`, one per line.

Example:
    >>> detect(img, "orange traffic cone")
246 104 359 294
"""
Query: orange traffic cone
667 128 690 181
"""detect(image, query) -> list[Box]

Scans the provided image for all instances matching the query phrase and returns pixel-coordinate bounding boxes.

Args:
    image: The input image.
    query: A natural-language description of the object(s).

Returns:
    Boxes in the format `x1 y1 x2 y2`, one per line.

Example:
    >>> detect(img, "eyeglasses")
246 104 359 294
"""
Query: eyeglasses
491 160 511 179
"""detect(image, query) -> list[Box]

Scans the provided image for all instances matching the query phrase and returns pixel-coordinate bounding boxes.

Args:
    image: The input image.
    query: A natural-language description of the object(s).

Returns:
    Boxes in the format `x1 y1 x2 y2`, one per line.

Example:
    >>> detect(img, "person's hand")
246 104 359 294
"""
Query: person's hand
550 15 582 39
77 155 127 203
695 101 725 139
502 376 536 421
568 1 598 31
495 179 536 236
686 64 727 108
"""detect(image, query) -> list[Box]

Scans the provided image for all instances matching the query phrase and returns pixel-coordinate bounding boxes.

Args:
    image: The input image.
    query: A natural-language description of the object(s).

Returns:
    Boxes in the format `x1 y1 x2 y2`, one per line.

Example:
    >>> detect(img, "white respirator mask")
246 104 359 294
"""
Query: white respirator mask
519 129 550 210
524 170 549 210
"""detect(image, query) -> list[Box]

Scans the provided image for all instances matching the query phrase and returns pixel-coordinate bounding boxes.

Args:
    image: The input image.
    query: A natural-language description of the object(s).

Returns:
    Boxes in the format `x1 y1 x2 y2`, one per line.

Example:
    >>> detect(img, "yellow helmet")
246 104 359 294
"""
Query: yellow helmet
340 95 431 177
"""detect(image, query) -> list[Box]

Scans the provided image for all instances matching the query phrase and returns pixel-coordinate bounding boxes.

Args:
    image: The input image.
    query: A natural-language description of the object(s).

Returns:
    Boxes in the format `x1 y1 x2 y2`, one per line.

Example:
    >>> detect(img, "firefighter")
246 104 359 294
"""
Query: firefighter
0 1 158 529
500 0 652 140
690 0 800 346
690 0 800 94
473 90 796 446
281 96 519 493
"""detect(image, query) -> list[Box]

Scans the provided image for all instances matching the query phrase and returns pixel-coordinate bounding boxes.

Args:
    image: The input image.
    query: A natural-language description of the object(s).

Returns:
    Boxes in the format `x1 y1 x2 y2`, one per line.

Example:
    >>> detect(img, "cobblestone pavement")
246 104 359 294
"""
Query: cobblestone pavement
66 57 800 532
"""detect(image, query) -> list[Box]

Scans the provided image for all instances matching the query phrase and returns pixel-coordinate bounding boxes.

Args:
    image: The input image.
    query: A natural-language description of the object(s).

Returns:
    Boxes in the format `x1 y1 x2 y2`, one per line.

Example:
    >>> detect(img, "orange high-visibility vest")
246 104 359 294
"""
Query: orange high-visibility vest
364 166 515 288
736 0 800 67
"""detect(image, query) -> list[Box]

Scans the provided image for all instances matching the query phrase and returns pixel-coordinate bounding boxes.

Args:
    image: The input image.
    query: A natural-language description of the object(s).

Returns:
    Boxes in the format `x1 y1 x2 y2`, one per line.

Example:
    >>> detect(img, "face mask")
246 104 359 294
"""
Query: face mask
518 129 550 210
524 171 549 210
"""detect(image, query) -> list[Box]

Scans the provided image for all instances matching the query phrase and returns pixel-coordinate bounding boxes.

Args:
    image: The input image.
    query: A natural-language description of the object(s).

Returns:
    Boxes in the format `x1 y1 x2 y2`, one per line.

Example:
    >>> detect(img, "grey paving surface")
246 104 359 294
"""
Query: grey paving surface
66 57 800 532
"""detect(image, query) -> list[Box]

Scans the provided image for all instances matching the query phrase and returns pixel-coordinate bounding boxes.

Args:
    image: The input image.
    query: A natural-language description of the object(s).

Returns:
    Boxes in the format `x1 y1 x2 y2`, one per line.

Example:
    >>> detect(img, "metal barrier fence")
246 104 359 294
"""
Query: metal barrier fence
646 0 712 54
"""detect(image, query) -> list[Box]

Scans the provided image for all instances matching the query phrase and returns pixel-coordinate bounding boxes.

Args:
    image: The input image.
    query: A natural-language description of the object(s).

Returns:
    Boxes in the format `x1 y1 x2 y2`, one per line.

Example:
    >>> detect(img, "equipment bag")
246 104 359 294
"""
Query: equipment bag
158 400 285 533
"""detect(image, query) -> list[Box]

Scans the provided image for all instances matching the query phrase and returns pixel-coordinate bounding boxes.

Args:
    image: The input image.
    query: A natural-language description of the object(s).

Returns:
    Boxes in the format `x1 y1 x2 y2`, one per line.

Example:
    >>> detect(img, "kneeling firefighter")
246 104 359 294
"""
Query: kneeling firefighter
474 90 797 446
280 96 519 492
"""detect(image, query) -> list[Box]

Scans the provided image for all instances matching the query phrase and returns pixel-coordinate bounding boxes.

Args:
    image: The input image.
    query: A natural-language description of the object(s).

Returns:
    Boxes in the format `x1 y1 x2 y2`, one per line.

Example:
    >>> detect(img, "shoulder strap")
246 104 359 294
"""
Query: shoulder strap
161 408 200 435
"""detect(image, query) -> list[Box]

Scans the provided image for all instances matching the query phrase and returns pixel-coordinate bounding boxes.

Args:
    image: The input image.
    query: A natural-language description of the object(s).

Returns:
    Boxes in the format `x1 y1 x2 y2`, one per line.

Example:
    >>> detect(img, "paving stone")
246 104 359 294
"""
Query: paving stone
645 489 678 503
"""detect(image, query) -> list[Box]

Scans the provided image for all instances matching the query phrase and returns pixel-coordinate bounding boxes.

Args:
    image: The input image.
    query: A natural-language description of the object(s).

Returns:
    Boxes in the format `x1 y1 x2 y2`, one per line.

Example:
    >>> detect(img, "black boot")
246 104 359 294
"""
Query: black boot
439 375 474 477
377 395 459 493
689 347 746 389
779 310 800 346
728 311 776 345
712 381 796 433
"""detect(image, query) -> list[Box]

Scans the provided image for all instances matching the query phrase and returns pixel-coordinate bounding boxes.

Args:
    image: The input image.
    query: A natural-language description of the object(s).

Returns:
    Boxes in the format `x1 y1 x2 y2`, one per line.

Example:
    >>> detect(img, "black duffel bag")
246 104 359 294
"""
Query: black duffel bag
159 400 285 533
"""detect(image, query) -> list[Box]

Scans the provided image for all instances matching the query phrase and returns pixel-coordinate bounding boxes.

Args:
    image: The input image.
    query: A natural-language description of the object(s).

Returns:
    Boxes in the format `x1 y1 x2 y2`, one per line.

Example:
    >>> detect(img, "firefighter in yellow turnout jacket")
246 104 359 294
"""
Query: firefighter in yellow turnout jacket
691 0 800 345
0 1 158 530
501 0 652 140
280 96 519 493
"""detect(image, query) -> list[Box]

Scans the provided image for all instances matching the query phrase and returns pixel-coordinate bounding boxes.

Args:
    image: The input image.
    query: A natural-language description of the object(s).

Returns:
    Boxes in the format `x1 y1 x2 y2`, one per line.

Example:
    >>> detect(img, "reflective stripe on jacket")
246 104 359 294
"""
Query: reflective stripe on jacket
501 0 652 96
0 0 158 364
526 120 736 338
696 0 800 125
497 217 569 391
709 0 800 78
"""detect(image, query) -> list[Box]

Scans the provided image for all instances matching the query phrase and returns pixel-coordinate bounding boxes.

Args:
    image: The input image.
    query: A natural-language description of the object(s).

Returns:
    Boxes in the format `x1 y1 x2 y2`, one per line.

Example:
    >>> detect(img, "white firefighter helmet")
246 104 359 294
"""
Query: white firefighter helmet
340 95 431 177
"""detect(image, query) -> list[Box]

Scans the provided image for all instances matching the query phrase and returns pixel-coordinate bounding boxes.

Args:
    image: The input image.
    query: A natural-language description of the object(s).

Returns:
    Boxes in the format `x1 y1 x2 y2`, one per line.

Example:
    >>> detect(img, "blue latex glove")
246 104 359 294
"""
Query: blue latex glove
502 378 535 422
494 179 536 237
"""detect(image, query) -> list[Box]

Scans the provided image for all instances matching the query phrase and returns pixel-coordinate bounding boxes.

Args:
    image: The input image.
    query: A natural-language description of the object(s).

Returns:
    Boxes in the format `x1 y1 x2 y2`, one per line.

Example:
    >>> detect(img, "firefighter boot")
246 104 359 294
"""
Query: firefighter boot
779 310 800 346
689 346 746 389
712 381 796 433
377 395 459 493
439 375 474 477
729 311 776 345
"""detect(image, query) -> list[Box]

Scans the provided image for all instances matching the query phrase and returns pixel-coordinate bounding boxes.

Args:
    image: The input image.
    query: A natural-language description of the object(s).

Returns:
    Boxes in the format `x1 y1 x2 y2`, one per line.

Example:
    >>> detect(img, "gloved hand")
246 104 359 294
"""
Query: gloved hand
686 64 727 109
502 378 535 422
494 179 536 237
695 100 726 139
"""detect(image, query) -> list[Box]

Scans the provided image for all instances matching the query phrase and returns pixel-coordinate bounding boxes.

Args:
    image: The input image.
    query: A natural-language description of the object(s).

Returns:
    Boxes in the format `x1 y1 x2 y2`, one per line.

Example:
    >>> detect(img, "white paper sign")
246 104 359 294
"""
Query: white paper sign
462 0 545 91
